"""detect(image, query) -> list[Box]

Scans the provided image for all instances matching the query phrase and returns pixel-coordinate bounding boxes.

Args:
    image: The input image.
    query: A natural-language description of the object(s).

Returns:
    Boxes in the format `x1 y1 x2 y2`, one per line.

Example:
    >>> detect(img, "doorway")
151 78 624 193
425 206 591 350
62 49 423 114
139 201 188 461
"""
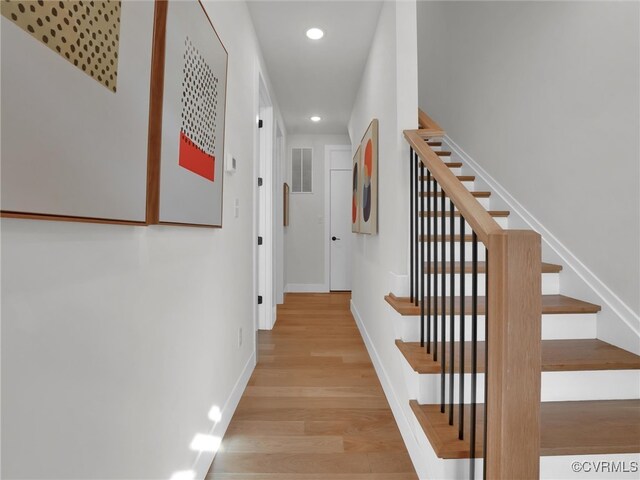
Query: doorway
256 74 275 332
324 145 353 291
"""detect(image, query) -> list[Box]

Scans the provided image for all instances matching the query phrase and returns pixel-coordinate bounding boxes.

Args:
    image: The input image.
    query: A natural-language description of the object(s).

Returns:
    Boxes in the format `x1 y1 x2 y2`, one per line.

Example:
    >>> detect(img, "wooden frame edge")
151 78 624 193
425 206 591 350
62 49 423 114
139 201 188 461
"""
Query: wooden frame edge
0 211 146 226
145 0 168 225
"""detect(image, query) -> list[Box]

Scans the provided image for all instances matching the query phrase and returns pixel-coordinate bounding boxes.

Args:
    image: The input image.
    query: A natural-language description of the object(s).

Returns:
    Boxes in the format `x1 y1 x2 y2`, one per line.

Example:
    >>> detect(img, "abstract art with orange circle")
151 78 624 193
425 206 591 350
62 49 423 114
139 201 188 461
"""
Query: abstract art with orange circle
354 119 378 235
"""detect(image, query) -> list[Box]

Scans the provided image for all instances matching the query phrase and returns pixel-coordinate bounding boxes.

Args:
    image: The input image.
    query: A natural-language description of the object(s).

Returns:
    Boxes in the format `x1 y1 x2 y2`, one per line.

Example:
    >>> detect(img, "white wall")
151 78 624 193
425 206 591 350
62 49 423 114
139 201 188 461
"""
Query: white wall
274 127 286 306
348 0 428 476
284 133 350 290
0 2 282 479
417 1 640 317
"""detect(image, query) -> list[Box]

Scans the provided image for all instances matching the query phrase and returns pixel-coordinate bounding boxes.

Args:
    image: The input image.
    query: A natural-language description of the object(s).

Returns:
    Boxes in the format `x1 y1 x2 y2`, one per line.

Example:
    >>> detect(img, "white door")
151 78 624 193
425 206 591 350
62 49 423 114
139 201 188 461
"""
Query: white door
330 169 352 290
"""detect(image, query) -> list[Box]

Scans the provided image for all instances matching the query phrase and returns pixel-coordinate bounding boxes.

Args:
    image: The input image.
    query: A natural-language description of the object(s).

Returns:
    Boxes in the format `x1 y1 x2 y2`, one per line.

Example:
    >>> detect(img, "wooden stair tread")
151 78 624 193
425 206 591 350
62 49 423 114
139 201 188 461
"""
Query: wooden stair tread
422 261 562 274
420 210 509 218
426 141 442 147
396 338 640 374
410 400 640 459
435 151 451 157
421 191 491 198
420 175 475 182
384 292 601 316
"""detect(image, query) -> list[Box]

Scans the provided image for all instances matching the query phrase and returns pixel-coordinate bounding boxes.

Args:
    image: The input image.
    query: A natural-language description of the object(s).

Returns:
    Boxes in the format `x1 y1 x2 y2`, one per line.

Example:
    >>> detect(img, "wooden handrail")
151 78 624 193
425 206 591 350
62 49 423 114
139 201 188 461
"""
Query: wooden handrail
406 109 542 478
404 129 502 246
418 109 445 136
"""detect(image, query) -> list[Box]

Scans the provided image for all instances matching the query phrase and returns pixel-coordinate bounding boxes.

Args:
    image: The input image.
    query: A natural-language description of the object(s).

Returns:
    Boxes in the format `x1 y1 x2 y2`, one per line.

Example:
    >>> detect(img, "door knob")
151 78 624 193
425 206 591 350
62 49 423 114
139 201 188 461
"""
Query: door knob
332 236 340 241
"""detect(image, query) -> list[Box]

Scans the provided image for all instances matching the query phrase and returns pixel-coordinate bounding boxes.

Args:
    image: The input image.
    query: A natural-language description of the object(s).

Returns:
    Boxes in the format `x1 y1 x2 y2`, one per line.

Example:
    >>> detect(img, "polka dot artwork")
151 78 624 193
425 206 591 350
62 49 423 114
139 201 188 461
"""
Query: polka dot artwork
181 37 219 157
178 36 220 182
1 0 121 92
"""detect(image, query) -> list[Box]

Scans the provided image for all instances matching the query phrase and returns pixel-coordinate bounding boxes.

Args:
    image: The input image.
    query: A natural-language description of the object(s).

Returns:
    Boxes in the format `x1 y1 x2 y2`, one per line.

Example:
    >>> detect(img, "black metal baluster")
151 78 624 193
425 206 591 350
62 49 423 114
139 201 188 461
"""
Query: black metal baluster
440 187 446 413
459 216 466 440
420 163 425 347
426 171 431 354
433 179 439 362
469 232 478 479
409 148 414 304
482 247 489 480
414 154 420 307
449 199 455 425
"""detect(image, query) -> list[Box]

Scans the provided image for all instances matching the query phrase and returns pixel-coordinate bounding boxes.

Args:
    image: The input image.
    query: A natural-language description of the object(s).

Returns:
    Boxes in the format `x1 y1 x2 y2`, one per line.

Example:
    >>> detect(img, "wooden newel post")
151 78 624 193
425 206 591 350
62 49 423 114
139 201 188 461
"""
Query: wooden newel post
486 230 542 479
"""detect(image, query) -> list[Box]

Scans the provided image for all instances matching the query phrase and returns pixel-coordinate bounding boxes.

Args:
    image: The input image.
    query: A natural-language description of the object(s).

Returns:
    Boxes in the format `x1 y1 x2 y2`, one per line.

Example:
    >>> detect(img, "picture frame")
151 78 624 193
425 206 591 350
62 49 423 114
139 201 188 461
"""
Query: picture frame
0 1 156 225
358 119 379 235
147 0 228 227
351 145 362 233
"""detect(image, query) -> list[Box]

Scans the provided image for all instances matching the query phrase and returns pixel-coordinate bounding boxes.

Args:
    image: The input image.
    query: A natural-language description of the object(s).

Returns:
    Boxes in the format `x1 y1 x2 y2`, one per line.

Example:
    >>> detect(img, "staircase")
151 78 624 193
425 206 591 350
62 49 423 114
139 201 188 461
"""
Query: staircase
384 110 640 478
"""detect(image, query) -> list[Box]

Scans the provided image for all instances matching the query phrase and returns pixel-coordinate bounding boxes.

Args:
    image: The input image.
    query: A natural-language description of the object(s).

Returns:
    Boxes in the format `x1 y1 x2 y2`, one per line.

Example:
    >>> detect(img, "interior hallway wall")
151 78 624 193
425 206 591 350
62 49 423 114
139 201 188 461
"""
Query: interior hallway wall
284 133 350 291
348 0 427 476
1 2 282 479
417 0 640 317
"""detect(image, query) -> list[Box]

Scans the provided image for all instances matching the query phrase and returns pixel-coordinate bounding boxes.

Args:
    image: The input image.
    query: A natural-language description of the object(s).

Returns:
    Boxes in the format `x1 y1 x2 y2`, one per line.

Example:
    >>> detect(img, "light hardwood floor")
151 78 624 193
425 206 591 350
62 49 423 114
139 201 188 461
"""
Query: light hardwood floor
207 292 418 480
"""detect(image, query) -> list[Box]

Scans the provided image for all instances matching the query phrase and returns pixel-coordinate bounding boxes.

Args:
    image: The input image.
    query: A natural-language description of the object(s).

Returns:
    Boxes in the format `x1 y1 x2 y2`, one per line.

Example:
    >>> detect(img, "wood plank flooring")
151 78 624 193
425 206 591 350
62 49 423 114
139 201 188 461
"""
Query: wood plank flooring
207 293 418 480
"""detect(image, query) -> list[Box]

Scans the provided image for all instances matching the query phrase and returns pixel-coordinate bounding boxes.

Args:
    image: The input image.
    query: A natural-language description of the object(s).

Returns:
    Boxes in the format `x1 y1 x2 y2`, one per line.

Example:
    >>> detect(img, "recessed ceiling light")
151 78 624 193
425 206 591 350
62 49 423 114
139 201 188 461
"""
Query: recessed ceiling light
310 116 321 122
306 28 324 40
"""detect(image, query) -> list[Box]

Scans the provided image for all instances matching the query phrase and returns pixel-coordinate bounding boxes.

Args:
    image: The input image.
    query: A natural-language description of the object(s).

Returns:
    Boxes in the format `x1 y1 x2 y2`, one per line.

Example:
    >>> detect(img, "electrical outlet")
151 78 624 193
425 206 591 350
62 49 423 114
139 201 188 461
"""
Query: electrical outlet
238 327 243 348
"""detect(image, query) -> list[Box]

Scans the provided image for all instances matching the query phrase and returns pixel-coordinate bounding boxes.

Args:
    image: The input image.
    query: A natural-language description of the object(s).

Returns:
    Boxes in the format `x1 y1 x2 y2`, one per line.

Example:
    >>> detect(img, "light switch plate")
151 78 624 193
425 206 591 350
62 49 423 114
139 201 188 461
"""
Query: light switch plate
225 152 236 173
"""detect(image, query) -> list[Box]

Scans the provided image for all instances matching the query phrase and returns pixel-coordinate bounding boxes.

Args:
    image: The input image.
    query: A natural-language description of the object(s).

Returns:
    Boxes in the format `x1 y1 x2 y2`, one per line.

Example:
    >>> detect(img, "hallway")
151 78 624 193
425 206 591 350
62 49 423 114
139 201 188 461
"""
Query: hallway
207 293 418 479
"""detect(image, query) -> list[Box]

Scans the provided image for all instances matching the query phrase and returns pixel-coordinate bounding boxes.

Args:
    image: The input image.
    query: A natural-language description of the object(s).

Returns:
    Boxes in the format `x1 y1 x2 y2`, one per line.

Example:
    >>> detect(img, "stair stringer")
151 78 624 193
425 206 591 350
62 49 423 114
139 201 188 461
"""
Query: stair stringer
443 135 640 355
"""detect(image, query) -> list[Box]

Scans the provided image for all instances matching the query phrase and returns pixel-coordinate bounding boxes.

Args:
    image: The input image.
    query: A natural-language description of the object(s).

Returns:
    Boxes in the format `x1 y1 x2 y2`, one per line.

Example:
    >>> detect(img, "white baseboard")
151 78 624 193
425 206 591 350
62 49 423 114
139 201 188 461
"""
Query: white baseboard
285 283 328 293
350 300 430 479
445 134 640 352
192 351 256 479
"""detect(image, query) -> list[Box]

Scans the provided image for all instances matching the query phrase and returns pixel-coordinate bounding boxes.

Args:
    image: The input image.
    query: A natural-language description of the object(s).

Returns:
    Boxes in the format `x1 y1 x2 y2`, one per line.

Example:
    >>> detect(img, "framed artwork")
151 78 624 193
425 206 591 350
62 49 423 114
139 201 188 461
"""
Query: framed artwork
147 0 228 227
283 183 290 227
351 145 362 233
359 119 378 234
0 0 156 224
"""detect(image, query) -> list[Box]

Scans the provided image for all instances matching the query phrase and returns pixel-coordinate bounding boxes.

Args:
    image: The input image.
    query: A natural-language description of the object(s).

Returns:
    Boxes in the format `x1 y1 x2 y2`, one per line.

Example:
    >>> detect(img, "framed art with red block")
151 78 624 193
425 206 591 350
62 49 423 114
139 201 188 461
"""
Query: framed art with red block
147 0 228 227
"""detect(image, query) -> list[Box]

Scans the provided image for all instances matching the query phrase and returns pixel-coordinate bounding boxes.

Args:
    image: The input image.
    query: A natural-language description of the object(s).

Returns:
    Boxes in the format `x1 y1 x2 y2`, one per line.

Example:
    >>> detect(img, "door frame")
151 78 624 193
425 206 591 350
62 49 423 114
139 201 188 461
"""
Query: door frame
255 69 276 331
324 144 353 292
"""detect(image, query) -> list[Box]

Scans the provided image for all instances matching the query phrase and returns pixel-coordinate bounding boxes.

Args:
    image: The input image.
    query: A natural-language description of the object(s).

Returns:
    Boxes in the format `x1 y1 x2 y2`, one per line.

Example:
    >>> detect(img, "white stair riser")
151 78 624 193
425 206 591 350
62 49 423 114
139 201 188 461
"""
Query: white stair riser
412 369 640 403
396 313 597 342
420 196 491 214
432 180 475 192
542 370 640 401
425 214 507 233
541 453 640 479
419 242 488 261
416 272 558 296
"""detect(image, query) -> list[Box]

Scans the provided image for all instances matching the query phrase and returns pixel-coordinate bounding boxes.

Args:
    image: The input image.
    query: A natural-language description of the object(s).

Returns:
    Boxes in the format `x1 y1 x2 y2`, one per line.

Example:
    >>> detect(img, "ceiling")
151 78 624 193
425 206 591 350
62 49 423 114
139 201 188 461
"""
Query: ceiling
247 1 384 135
